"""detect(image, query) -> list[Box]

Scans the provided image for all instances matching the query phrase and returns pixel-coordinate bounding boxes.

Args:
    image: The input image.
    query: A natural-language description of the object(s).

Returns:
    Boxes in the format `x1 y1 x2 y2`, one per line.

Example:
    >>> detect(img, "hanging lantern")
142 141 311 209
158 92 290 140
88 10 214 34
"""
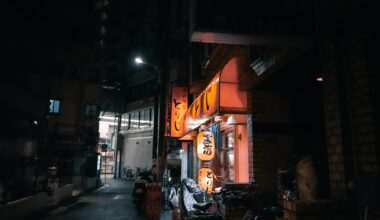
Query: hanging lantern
197 131 215 161
198 168 214 192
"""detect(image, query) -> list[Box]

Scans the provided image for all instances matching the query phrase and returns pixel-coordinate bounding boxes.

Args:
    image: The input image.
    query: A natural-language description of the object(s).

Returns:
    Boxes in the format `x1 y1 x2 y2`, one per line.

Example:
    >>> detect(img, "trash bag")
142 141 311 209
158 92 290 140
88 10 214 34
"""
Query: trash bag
169 187 179 207
296 156 318 202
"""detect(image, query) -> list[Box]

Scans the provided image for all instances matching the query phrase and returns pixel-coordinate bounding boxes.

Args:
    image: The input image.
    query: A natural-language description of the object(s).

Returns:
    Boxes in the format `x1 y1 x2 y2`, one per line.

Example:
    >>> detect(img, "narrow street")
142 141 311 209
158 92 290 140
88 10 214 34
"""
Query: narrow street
2 1 379 220
32 176 169 220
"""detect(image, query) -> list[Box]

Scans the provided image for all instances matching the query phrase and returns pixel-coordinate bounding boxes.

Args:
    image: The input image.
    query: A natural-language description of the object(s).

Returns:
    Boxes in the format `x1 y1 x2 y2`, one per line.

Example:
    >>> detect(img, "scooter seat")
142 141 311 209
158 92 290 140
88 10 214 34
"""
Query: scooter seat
193 202 212 212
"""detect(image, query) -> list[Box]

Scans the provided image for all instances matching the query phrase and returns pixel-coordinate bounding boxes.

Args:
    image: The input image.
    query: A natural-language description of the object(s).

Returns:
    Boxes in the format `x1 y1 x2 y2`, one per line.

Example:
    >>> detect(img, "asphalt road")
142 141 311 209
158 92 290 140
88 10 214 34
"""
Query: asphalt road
34 177 151 220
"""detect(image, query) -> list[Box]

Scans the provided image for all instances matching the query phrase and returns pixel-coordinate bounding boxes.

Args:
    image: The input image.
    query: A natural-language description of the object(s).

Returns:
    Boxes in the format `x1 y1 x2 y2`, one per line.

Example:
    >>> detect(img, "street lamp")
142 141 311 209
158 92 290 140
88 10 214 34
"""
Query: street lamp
135 57 143 64
134 56 160 79
134 56 164 182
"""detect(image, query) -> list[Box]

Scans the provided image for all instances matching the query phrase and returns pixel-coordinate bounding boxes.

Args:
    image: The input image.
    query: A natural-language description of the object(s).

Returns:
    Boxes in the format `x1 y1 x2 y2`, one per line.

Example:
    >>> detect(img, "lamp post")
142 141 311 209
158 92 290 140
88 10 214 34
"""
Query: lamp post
134 57 164 181
135 57 160 82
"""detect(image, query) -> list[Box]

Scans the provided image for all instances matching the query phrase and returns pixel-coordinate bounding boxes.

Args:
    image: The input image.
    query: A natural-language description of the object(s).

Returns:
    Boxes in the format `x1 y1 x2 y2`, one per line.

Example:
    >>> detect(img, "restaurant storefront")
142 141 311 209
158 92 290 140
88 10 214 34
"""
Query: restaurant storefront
175 57 251 191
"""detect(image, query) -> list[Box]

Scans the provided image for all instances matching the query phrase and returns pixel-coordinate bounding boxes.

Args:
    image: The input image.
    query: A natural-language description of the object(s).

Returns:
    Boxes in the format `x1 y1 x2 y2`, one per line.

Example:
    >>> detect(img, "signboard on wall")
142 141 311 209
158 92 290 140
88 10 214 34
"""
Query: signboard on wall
170 87 188 137
183 74 220 134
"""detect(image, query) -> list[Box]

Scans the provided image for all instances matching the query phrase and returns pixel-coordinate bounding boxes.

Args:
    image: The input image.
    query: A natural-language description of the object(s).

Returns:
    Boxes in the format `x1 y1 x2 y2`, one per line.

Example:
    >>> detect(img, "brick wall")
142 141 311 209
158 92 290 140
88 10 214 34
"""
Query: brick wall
247 90 294 200
319 24 380 218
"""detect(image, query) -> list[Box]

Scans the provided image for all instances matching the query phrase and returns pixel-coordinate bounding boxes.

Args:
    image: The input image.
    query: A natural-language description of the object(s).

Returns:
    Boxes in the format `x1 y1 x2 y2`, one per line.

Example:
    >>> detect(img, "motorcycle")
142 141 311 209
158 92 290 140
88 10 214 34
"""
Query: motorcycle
132 167 156 210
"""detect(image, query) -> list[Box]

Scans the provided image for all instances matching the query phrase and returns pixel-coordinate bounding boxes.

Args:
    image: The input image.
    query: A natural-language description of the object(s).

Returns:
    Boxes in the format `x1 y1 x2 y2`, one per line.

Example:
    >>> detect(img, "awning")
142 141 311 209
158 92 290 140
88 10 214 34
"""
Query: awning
180 57 248 137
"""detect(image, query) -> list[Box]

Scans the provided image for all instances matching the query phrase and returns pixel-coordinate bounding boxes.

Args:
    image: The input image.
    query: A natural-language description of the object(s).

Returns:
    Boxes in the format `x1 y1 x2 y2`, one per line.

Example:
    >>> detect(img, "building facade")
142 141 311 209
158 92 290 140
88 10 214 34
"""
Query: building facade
163 0 380 219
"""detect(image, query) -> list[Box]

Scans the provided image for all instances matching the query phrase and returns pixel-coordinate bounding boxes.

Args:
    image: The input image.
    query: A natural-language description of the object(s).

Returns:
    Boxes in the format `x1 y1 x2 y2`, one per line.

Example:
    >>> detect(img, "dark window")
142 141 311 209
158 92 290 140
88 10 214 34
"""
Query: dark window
49 99 61 113
85 104 99 118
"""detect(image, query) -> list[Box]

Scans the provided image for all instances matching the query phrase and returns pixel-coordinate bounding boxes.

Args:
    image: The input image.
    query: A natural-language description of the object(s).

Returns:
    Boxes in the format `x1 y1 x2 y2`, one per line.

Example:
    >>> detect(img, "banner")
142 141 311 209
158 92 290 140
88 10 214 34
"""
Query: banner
170 87 188 137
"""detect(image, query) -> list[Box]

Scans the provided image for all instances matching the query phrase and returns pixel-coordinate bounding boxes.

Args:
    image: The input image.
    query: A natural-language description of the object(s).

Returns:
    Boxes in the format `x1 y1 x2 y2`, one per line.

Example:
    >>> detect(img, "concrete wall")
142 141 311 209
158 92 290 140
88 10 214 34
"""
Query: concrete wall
122 136 153 171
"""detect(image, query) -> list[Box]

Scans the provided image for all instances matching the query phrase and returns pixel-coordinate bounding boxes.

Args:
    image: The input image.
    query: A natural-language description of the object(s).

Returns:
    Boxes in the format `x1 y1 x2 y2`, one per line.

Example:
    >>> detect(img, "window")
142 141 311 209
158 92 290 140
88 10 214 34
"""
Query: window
219 131 235 182
124 107 154 130
140 108 151 128
85 104 99 118
49 99 60 113
130 111 139 129
121 113 130 131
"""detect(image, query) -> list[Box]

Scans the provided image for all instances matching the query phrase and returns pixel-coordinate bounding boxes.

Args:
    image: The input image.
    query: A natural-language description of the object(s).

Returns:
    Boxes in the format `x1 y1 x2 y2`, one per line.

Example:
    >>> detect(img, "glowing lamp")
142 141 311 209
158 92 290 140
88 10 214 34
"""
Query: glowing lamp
135 57 143 64
198 168 214 192
197 131 215 161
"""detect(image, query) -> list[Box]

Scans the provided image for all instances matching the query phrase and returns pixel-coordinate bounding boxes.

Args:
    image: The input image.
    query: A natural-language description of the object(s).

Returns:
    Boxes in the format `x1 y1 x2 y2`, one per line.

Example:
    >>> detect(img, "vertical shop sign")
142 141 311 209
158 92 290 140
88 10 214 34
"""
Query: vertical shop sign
170 87 188 137
197 131 215 161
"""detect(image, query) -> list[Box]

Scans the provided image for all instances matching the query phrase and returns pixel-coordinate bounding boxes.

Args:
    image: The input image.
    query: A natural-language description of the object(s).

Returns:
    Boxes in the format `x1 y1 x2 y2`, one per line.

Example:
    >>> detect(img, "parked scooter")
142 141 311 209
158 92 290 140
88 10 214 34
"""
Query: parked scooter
178 178 222 219
132 166 156 210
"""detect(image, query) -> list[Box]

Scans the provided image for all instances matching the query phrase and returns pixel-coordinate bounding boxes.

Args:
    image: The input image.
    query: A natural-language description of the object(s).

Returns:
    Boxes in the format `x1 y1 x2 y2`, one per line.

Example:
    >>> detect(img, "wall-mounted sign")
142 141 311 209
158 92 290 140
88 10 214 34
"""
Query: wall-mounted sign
180 57 248 137
170 87 188 137
183 75 220 134
198 167 214 192
197 131 215 161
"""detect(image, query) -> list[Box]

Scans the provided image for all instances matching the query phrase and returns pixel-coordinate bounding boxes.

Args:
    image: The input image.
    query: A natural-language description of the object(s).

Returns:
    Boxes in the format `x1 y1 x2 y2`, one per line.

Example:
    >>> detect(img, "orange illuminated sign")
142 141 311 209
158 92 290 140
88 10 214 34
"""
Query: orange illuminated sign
170 87 188 137
180 57 248 137
183 74 220 134
197 131 215 161
198 168 214 192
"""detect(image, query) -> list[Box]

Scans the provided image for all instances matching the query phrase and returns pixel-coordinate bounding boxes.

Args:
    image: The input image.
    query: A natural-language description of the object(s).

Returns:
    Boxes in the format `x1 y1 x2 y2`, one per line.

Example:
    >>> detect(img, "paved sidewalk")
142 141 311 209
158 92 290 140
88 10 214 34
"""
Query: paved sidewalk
29 177 172 220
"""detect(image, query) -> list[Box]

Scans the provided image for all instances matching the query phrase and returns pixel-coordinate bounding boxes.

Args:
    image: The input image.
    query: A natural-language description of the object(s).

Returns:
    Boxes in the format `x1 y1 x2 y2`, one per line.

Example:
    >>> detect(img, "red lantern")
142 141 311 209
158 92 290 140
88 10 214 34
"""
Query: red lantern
197 131 215 161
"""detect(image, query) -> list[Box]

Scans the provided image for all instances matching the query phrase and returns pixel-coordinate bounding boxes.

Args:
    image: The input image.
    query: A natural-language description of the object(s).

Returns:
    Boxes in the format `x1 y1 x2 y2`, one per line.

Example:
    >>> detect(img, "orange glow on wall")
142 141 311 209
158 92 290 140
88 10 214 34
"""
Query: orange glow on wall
198 168 214 192
197 131 215 161
220 83 247 112
170 87 188 137
236 125 249 182
219 57 247 113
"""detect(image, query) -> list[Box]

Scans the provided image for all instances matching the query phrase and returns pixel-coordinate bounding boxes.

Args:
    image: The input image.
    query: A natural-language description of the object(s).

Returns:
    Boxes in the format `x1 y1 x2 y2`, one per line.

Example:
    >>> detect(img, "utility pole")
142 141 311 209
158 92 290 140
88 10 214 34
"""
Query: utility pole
104 152 106 186
113 81 122 179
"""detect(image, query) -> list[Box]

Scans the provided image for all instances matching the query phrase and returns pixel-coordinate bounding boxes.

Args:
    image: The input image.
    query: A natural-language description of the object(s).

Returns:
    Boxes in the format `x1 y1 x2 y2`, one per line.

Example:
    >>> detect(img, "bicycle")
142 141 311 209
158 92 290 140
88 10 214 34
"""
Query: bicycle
123 166 134 180
134 167 147 180
215 181 283 220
